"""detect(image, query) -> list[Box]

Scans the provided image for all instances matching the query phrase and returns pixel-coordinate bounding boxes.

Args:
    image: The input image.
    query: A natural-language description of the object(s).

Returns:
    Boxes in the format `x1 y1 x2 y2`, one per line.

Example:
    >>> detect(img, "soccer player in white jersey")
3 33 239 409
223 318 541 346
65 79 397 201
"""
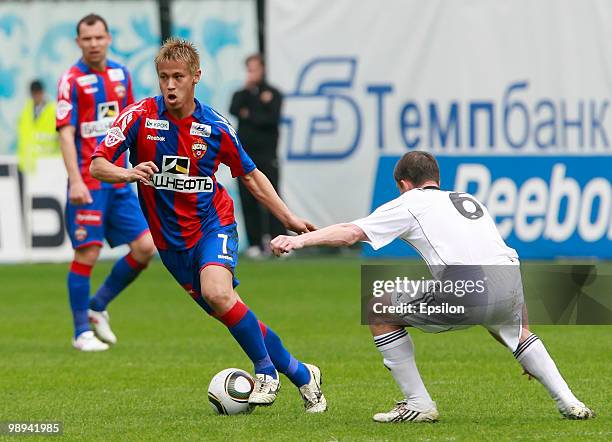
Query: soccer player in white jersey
271 151 594 422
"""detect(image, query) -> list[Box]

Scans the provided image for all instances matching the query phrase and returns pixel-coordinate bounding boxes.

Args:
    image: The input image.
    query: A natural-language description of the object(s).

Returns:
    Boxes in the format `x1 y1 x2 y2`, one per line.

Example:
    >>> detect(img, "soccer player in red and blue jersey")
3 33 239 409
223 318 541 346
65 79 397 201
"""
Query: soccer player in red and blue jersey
90 39 327 412
57 14 156 352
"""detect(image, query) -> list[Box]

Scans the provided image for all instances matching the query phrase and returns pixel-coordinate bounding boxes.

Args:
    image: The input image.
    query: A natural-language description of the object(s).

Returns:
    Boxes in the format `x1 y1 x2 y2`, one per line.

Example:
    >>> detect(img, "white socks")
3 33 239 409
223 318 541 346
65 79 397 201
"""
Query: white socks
374 329 435 411
514 333 579 409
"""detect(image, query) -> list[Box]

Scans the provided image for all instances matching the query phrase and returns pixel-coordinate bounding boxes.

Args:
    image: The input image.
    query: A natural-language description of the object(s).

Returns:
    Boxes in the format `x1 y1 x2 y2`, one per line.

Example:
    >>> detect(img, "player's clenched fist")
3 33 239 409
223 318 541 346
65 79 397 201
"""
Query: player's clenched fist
126 161 159 184
271 234 304 256
68 180 93 205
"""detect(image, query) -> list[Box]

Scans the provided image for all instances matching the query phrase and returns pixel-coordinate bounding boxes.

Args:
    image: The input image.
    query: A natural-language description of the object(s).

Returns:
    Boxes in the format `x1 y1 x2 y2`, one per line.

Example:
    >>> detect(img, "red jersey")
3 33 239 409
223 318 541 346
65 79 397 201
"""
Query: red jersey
56 58 134 189
92 96 257 250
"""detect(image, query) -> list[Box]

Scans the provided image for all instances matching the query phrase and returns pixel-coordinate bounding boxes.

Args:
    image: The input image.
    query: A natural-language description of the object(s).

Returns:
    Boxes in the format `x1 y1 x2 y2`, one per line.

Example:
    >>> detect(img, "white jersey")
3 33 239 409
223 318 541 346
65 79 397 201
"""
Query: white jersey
352 188 519 271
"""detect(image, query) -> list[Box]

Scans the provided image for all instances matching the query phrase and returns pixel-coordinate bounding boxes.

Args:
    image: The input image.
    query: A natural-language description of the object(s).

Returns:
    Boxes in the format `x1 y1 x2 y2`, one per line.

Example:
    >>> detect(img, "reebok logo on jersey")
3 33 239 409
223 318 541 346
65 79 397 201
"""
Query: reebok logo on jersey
146 134 166 142
148 155 213 193
98 101 119 120
190 122 211 137
145 118 169 131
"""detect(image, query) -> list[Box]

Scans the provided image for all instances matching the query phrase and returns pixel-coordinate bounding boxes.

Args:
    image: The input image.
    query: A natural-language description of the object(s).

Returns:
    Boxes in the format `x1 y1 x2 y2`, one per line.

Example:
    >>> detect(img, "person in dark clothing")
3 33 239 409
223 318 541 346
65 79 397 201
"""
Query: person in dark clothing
230 54 285 257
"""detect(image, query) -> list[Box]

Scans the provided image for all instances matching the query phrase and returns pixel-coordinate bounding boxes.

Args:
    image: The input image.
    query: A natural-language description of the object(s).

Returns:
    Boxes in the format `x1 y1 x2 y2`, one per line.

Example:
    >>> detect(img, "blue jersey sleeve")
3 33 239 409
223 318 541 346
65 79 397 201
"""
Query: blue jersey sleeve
219 125 256 177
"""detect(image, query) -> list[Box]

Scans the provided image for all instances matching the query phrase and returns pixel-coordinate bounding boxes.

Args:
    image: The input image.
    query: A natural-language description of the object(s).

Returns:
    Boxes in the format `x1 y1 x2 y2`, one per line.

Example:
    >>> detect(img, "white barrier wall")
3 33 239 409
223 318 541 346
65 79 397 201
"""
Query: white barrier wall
267 0 612 258
0 156 131 262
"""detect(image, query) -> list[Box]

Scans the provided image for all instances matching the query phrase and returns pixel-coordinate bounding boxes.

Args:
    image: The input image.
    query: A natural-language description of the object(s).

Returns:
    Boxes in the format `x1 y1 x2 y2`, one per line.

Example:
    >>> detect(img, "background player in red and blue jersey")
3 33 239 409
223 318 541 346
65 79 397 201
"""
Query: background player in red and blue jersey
90 38 327 412
57 14 156 352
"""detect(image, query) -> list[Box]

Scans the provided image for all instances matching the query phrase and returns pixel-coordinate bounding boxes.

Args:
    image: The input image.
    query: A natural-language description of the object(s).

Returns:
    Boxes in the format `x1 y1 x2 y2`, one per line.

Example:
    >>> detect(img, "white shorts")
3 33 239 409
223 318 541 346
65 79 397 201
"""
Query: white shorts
389 265 524 351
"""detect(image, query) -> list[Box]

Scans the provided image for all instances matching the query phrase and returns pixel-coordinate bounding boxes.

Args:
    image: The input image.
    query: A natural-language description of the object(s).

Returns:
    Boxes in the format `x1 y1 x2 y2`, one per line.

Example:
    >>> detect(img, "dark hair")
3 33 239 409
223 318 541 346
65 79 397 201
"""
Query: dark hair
393 151 440 186
245 53 264 67
76 14 109 36
30 80 44 93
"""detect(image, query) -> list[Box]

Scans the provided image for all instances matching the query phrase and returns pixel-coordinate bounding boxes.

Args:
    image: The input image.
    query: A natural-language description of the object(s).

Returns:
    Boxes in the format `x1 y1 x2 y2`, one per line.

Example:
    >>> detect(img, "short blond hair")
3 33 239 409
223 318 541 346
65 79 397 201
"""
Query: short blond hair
155 38 200 75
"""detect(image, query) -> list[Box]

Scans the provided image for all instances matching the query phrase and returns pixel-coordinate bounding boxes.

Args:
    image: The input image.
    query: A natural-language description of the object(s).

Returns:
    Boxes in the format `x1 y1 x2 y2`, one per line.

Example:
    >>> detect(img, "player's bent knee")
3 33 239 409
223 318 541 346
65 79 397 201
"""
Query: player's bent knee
131 234 156 262
369 323 403 337
366 293 399 328
74 245 101 266
201 283 236 312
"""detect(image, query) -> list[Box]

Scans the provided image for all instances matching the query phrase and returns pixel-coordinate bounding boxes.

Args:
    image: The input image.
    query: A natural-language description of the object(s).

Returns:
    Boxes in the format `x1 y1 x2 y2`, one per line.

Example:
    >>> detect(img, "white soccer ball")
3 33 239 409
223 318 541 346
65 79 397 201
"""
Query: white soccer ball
207 368 255 415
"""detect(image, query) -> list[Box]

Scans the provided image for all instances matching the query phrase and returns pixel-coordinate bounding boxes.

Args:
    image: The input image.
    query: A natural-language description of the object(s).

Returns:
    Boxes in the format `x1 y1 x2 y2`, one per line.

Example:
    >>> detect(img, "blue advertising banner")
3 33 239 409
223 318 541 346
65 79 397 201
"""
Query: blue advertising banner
366 156 612 259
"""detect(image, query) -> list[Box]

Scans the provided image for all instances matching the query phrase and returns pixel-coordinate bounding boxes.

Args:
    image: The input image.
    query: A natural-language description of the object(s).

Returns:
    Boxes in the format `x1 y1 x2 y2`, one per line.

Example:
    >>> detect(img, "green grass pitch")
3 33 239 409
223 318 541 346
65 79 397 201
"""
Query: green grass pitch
0 258 610 441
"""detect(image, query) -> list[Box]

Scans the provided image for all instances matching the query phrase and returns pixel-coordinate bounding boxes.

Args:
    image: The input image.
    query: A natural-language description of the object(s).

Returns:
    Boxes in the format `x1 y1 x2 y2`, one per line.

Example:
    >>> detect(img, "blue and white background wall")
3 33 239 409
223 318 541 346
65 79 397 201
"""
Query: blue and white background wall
267 0 612 259
0 1 160 155
0 0 257 262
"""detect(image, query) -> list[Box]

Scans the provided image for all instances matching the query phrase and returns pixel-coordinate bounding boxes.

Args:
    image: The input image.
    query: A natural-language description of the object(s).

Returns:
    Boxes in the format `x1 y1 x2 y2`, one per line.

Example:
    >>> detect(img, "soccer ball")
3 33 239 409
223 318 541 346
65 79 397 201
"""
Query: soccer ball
207 368 255 415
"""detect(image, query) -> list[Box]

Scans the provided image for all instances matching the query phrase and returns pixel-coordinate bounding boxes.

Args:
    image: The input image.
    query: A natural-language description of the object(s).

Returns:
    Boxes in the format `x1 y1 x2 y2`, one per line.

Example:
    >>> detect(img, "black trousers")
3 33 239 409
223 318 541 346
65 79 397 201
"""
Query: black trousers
238 158 287 249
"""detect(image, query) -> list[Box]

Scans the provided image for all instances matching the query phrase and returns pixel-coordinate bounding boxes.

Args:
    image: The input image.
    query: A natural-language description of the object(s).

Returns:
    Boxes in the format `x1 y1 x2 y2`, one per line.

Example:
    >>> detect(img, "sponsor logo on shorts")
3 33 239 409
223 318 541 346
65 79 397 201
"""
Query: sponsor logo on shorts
81 118 114 138
104 126 126 147
75 226 88 241
56 100 73 120
108 68 125 82
147 155 213 193
146 134 166 142
75 210 103 226
217 254 234 261
190 122 211 137
98 101 119 120
76 74 98 86
145 118 169 130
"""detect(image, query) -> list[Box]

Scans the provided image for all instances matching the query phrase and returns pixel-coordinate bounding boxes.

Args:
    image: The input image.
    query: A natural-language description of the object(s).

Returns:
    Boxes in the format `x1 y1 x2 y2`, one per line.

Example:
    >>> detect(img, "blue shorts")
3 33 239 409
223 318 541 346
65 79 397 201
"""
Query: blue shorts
158 223 240 314
65 186 149 250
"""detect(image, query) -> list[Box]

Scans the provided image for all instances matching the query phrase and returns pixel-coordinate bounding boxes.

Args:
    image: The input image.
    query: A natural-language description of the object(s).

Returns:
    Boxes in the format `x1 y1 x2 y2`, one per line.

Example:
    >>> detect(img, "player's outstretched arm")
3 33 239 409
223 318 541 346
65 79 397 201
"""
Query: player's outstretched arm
240 168 315 234
90 157 158 184
270 223 367 256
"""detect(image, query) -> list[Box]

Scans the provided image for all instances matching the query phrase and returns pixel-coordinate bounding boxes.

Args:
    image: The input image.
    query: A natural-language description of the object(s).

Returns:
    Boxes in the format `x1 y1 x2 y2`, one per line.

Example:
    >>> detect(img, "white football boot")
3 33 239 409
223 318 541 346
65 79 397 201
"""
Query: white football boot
560 402 596 420
248 371 280 406
88 309 117 345
373 400 439 423
72 331 109 352
299 364 327 413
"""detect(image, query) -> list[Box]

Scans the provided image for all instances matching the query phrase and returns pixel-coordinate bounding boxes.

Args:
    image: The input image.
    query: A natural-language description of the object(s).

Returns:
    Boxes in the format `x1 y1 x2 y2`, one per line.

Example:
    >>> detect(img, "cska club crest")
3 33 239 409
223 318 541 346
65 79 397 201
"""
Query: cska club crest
115 84 126 98
75 226 88 241
191 138 207 159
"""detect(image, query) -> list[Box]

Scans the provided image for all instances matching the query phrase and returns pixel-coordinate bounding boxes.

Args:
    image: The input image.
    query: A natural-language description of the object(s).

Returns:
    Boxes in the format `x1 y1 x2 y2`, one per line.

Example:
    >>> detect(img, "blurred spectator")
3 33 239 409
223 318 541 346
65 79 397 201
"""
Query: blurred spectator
17 80 60 174
230 54 284 258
